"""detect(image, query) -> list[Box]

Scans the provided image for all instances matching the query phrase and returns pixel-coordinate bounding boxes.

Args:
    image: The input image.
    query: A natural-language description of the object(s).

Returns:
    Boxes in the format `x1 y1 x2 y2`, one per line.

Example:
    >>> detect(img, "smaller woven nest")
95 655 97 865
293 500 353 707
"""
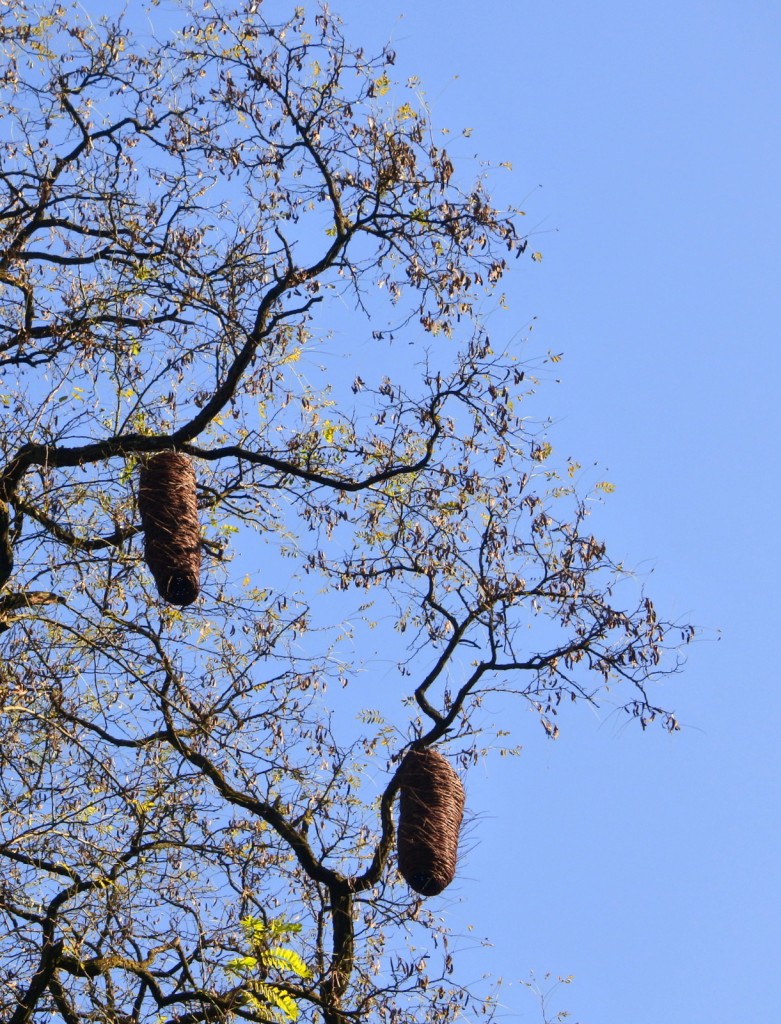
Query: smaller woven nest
397 748 465 897
138 452 201 606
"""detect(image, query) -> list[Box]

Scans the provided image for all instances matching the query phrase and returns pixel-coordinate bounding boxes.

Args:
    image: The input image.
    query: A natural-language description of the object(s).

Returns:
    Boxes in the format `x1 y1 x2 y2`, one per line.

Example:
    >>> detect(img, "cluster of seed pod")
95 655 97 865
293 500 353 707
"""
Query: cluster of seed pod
137 452 201 607
396 748 465 896
137 453 464 896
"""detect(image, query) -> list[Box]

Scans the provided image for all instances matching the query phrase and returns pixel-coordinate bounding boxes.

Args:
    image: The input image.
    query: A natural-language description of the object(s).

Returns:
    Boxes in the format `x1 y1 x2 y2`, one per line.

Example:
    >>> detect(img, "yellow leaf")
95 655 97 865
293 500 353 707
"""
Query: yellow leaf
531 442 553 463
396 102 417 122
531 251 543 262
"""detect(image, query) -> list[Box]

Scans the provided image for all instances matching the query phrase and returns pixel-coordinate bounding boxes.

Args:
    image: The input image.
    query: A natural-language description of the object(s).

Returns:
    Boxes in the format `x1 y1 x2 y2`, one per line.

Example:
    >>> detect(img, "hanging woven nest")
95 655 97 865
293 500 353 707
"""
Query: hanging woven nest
397 748 465 897
138 452 201 606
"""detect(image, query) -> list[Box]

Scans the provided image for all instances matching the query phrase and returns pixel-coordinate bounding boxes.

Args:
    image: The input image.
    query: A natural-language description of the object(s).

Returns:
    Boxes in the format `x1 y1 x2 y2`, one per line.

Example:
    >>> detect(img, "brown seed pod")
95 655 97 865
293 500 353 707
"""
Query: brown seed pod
396 748 465 897
138 452 201 606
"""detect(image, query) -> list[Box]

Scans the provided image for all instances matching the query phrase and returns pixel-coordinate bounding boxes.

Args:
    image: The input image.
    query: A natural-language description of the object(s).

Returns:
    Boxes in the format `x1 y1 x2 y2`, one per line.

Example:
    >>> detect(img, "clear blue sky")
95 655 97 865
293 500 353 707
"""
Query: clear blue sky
326 2 781 1021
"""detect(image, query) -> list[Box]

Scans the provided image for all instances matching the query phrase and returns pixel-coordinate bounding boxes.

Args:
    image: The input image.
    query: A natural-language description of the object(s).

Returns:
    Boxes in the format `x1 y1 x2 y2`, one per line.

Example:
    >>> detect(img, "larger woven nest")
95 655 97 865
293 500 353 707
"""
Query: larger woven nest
397 748 465 897
138 452 201 606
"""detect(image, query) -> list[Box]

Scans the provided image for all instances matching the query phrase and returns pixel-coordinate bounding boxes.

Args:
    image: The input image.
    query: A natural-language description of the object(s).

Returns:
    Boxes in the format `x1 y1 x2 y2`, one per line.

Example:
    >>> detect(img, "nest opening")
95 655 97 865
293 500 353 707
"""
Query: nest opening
396 748 465 897
138 452 201 606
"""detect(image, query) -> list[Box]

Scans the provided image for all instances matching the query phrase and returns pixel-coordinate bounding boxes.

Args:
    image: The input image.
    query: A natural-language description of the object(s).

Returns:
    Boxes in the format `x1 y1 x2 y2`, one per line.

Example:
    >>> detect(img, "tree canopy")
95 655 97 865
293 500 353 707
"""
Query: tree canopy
0 4 692 1022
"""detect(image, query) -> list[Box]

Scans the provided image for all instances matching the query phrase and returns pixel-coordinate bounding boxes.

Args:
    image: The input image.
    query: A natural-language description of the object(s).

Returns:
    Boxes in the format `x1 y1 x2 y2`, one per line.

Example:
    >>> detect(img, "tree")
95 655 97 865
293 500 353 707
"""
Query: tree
0 3 692 1022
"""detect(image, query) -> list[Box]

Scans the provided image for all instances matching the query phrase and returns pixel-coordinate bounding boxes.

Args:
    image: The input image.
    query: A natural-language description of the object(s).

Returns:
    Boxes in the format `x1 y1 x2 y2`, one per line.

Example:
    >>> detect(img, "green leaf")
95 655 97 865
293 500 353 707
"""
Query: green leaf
251 982 301 1021
225 955 259 975
263 946 311 980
